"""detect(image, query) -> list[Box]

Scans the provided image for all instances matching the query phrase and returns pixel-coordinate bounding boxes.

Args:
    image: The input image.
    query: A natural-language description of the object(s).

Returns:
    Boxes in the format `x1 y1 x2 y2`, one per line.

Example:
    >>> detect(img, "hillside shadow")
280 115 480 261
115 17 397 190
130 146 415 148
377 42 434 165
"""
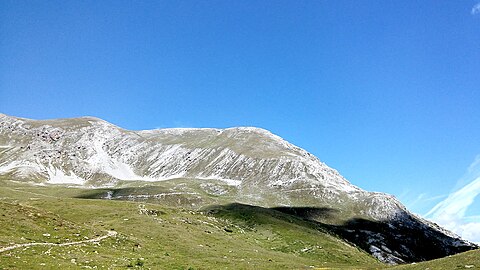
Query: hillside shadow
75 188 139 199
75 191 478 265
75 189 115 199
271 206 339 220
205 203 477 264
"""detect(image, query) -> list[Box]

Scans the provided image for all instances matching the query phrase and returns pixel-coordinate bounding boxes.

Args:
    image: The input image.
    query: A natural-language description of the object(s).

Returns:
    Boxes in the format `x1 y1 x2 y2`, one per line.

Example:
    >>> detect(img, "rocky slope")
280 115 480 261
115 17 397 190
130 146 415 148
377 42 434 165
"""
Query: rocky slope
0 113 477 263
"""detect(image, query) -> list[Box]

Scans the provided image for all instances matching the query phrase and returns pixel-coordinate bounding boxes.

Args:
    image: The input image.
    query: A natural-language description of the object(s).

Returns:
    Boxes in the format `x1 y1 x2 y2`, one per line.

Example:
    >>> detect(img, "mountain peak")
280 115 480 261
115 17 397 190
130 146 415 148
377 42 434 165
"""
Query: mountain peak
0 114 477 263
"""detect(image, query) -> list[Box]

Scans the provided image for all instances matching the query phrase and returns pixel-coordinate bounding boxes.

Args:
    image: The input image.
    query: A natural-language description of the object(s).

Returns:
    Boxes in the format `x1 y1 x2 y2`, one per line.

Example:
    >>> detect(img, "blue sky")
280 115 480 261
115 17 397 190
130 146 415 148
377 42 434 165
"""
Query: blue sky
1 1 480 241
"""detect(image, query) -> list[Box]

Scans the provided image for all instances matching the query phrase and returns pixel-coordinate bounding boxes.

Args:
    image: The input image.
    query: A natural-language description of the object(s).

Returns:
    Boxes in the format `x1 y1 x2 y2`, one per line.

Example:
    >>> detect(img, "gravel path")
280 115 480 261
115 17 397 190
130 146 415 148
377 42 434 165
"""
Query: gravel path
0 230 117 253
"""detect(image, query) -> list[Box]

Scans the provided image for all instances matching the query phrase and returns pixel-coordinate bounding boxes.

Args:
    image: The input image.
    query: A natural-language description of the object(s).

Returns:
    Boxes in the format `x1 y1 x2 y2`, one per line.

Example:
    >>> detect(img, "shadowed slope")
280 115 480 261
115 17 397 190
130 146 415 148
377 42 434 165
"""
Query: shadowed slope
0 113 477 264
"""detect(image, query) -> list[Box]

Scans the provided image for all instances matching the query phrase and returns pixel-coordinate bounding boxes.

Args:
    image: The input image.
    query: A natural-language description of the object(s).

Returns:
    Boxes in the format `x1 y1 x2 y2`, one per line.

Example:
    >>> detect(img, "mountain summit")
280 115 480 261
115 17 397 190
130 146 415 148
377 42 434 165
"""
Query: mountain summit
0 113 477 263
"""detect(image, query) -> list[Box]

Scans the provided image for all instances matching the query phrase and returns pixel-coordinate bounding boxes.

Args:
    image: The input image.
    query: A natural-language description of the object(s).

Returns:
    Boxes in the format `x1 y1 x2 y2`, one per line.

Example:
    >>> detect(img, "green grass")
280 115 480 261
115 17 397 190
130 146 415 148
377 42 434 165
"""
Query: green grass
389 249 479 270
0 180 382 269
0 179 477 269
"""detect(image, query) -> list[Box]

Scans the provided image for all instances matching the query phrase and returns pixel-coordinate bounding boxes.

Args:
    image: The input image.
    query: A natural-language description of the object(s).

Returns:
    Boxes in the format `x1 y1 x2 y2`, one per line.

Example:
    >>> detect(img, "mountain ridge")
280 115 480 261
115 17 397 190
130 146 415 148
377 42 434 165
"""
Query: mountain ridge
0 113 477 264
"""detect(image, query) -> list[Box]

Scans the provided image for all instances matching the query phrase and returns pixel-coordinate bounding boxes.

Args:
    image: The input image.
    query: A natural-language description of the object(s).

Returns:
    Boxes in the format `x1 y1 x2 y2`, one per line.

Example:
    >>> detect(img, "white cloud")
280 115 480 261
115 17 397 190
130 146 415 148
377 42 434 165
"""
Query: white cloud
458 222 480 243
399 190 446 215
425 177 480 219
424 193 448 202
425 157 480 244
472 3 480 15
468 155 480 172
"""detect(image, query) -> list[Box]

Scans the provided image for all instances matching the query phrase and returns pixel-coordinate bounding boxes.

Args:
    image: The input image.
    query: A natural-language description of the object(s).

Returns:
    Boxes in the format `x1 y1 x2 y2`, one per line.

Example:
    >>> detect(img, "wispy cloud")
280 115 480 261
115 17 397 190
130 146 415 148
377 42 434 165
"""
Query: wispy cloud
399 190 446 214
468 155 480 173
472 2 480 15
422 193 448 202
425 177 480 219
425 157 480 244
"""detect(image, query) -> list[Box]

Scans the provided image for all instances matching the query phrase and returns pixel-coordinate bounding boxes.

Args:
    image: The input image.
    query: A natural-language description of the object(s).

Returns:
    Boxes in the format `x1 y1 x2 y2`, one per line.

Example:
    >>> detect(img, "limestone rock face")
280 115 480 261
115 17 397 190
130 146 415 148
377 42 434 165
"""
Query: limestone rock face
0 113 477 263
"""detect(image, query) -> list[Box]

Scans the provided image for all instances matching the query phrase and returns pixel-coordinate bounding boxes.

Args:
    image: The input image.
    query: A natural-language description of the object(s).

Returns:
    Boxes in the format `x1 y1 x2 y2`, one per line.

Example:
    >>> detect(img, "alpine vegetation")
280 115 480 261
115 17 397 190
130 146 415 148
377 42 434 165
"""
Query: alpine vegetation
0 113 477 265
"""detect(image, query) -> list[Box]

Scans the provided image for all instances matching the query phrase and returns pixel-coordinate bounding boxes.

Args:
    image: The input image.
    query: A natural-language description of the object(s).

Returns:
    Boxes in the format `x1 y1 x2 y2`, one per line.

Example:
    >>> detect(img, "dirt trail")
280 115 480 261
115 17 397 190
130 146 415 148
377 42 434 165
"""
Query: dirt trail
0 230 117 253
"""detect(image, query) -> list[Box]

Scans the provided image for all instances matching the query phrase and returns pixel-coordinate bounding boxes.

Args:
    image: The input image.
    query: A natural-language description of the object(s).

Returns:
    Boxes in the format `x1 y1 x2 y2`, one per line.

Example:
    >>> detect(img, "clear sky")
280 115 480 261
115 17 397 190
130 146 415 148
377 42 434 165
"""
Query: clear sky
1 1 480 241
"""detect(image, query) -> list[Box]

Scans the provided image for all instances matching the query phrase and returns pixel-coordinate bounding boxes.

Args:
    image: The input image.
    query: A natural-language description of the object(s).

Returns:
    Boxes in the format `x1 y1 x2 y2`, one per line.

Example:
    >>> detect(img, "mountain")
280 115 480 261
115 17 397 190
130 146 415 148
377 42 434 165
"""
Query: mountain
0 113 477 264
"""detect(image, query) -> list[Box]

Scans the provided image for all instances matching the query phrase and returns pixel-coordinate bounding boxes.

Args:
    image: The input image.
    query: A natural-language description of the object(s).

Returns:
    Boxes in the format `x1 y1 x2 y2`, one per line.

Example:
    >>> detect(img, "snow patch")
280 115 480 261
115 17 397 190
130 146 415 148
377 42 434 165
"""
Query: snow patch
103 159 145 181
46 167 85 185
196 176 242 186
0 161 19 174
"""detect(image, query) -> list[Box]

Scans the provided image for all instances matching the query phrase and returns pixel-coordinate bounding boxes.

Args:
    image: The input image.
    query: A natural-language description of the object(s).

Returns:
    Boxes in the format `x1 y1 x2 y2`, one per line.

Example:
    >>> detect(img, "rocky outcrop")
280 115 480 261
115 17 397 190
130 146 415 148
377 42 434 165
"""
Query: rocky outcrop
0 113 477 263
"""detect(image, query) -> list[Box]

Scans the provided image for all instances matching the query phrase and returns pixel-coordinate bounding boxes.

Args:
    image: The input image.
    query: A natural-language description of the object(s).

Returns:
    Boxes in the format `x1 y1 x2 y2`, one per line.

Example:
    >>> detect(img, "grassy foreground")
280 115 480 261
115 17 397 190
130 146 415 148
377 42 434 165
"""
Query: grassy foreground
0 179 477 269
389 249 479 270
0 180 381 269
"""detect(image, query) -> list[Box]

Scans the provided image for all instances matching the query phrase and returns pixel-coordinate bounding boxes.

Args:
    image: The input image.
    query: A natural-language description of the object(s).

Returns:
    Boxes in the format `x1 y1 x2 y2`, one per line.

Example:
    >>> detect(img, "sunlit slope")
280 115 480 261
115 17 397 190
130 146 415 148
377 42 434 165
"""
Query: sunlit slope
390 249 479 270
0 181 381 270
0 113 477 263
